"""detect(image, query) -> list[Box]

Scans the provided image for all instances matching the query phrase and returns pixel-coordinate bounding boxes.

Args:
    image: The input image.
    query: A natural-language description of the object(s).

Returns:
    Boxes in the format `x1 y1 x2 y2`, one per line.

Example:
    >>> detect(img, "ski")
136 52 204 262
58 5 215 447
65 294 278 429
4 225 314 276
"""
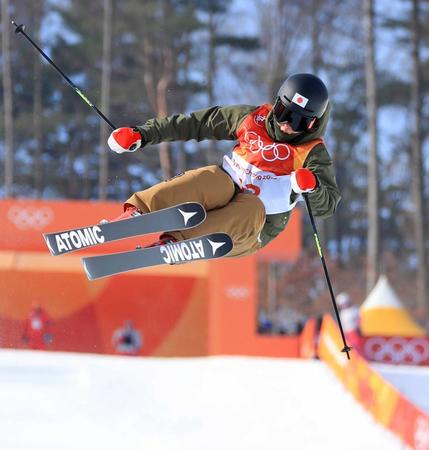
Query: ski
43 202 206 256
82 233 233 280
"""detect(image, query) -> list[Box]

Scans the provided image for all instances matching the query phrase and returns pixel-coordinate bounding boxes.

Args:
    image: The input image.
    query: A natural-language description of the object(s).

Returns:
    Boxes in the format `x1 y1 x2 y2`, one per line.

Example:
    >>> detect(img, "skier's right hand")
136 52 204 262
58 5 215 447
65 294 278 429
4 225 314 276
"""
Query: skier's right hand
108 127 144 153
290 168 317 194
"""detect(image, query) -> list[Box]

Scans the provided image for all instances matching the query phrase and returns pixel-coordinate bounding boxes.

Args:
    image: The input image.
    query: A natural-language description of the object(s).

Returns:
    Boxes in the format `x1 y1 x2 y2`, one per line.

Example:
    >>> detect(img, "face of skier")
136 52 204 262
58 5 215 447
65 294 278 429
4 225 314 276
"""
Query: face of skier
273 98 317 134
277 117 317 135
277 122 301 135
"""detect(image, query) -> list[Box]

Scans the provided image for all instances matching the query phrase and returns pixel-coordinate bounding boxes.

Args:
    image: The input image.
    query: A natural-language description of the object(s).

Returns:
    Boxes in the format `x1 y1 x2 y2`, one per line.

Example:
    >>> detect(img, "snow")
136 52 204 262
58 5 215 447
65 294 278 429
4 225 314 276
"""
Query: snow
373 362 429 414
0 350 409 450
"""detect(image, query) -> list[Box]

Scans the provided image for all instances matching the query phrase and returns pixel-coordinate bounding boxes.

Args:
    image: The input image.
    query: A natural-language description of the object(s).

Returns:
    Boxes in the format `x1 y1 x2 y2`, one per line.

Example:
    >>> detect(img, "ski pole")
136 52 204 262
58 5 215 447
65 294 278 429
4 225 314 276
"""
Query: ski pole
12 20 116 130
303 194 352 359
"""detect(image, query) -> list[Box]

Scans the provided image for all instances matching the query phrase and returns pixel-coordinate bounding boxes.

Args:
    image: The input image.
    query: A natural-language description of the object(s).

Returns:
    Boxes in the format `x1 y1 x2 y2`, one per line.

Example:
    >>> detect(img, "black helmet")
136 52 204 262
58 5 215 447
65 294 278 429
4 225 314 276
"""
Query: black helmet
273 73 329 132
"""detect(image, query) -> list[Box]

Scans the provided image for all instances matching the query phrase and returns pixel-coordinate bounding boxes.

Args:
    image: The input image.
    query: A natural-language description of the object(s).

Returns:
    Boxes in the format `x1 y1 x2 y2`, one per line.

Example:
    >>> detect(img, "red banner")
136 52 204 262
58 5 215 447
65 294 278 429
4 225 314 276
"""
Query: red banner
362 336 429 366
0 199 302 358
0 198 154 253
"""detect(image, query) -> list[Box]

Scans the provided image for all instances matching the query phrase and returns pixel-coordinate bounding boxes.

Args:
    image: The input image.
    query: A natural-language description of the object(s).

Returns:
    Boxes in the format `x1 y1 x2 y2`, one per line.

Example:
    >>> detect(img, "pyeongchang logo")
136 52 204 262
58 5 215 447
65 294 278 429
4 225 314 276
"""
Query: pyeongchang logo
253 114 266 127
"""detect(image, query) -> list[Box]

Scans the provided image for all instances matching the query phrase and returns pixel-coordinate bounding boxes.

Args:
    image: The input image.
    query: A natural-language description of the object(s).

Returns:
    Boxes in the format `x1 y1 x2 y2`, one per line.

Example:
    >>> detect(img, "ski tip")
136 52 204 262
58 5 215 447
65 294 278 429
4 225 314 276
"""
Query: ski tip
206 233 233 257
43 234 58 256
81 259 94 281
175 202 207 228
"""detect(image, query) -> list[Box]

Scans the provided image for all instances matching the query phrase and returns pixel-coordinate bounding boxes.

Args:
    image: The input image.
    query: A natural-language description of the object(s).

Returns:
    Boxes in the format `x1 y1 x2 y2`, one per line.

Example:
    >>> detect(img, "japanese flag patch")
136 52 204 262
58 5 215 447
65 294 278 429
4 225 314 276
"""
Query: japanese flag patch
292 92 309 108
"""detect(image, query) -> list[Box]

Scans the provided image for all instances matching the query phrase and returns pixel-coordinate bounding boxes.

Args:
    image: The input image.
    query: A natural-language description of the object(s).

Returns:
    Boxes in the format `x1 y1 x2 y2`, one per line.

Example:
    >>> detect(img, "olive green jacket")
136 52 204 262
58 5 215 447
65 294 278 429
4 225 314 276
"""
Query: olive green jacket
136 104 341 247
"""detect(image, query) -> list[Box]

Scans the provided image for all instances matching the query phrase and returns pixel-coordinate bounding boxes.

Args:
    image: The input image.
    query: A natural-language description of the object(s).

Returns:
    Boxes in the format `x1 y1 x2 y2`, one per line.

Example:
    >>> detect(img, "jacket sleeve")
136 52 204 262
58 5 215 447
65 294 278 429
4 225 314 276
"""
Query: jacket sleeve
259 212 291 248
304 143 341 218
135 105 257 145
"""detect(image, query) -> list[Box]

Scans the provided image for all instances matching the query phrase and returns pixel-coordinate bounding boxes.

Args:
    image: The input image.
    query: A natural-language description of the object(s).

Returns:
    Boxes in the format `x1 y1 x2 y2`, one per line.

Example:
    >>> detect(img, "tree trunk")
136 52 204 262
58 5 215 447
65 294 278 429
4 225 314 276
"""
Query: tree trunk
310 0 323 73
363 0 380 292
410 0 427 313
32 0 44 198
206 8 217 165
177 142 187 174
98 0 113 200
2 0 14 197
66 148 74 197
156 2 174 180
142 1 173 180
157 63 173 180
310 0 328 247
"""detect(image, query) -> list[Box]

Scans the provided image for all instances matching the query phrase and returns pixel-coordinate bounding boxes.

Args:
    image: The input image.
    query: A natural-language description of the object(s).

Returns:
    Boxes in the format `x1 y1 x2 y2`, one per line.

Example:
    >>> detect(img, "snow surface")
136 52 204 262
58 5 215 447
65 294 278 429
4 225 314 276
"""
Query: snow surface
373 362 429 414
0 350 409 450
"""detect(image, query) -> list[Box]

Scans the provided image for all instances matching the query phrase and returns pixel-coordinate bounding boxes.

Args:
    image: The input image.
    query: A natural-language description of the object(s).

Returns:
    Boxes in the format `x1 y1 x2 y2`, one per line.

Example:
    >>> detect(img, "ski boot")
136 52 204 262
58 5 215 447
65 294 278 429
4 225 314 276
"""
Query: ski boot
136 233 177 250
100 205 142 224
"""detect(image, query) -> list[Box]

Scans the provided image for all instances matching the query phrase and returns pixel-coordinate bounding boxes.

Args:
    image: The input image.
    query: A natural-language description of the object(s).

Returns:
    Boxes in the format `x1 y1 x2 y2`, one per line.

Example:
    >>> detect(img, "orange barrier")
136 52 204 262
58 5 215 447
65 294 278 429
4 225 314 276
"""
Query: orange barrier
0 199 302 357
299 317 317 359
318 314 429 450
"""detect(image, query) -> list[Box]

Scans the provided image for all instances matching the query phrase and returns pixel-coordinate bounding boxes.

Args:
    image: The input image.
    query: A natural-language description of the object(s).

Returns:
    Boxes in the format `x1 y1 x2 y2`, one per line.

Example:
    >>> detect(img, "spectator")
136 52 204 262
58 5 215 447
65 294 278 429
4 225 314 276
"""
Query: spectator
258 309 273 334
22 306 53 350
337 292 362 353
112 320 143 355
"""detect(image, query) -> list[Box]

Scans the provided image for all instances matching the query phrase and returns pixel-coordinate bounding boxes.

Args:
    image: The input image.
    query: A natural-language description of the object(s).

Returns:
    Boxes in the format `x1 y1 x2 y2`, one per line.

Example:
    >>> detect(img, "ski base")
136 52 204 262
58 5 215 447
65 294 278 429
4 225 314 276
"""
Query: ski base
43 202 206 256
82 233 233 280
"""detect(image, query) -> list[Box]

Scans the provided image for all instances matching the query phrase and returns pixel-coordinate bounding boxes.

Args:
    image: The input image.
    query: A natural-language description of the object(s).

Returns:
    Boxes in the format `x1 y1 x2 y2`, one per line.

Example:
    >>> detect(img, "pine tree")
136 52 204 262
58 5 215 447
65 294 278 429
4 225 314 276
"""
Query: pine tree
363 0 381 293
1 0 14 197
410 0 428 314
98 0 113 200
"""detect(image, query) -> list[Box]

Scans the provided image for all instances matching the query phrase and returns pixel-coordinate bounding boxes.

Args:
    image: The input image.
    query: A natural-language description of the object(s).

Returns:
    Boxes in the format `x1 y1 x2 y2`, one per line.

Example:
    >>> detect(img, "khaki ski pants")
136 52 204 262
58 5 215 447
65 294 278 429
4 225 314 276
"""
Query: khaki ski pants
126 165 266 257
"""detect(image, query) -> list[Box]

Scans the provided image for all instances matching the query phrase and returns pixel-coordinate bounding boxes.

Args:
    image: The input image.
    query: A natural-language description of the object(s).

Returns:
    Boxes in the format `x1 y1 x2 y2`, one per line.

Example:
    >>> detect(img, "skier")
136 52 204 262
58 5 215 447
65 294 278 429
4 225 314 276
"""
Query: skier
107 73 340 257
112 320 143 356
337 292 362 353
22 306 53 350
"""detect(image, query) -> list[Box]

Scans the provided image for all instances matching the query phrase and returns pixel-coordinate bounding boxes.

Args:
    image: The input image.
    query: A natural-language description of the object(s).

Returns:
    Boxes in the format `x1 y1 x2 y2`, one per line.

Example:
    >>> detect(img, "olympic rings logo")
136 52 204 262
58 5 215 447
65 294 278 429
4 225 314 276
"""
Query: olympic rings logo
244 130 291 162
7 205 54 230
364 337 429 365
225 286 249 300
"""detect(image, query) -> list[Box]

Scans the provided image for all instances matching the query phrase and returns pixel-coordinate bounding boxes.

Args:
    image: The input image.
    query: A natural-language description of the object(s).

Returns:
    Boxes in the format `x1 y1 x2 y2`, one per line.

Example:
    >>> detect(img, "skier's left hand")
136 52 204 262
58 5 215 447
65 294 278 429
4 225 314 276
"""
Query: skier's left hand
108 127 144 153
291 168 317 194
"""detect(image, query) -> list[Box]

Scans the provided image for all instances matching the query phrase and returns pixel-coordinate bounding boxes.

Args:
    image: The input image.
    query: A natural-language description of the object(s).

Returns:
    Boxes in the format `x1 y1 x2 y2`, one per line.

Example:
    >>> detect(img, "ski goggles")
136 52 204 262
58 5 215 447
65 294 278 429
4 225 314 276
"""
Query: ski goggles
273 98 315 132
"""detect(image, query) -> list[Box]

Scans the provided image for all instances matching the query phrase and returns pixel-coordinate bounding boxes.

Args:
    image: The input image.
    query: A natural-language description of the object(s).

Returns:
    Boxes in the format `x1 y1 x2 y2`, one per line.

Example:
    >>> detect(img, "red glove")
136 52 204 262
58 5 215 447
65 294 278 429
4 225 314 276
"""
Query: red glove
291 168 317 194
108 127 143 153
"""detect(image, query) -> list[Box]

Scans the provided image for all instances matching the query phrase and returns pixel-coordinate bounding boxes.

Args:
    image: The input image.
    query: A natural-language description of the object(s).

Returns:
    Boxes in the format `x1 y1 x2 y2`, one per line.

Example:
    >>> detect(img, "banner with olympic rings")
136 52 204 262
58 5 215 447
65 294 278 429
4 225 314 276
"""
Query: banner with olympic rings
362 336 429 366
318 314 429 450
